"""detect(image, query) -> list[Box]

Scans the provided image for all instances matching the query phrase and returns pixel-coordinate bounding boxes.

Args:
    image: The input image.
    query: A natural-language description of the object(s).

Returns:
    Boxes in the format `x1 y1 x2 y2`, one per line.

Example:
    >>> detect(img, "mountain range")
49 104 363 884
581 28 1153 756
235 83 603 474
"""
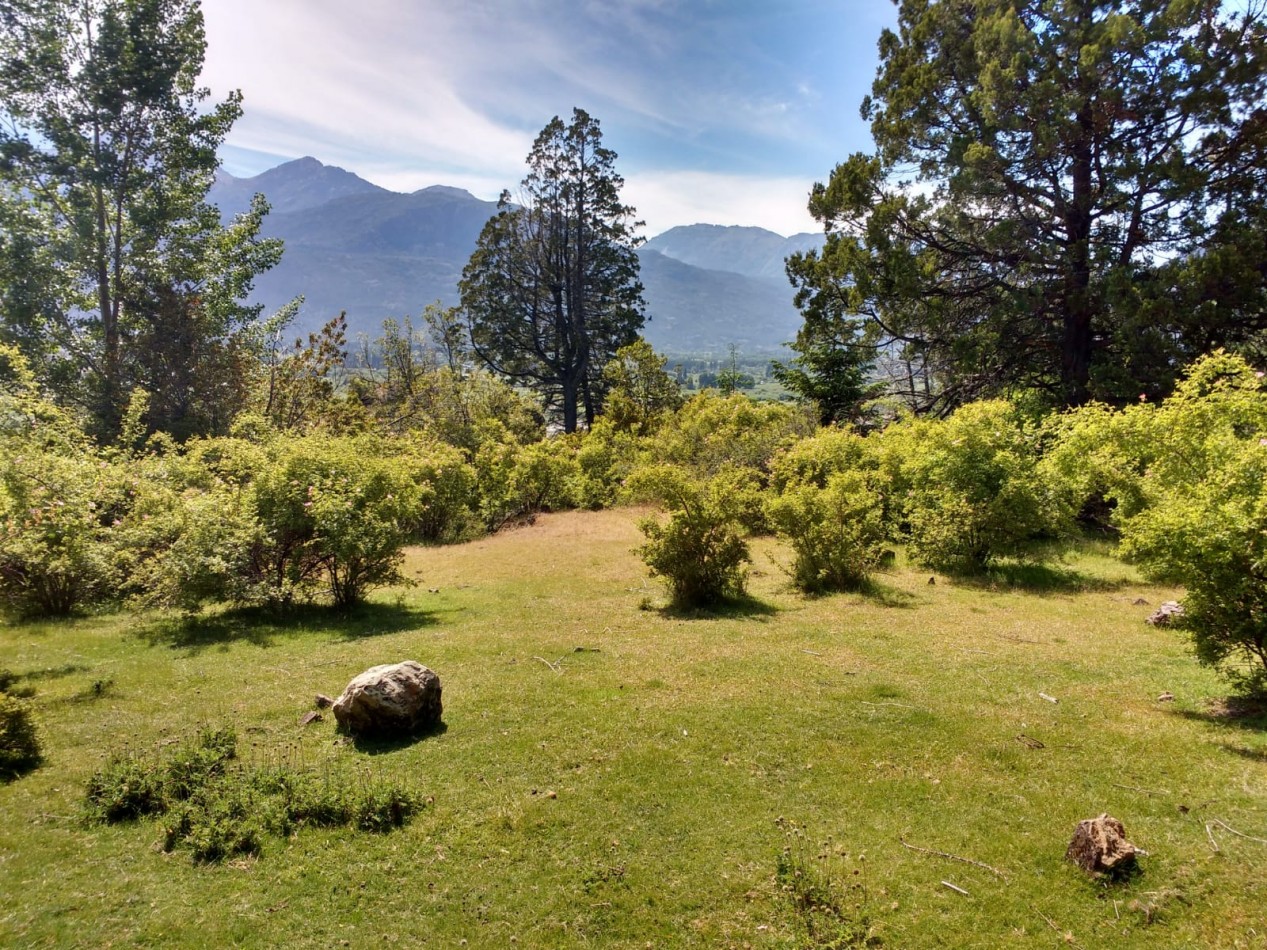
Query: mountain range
209 157 822 355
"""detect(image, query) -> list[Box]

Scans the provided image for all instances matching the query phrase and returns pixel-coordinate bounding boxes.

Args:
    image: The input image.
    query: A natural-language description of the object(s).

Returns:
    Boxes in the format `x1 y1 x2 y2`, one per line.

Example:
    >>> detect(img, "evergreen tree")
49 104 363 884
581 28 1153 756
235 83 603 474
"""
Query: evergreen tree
461 108 644 433
789 0 1267 411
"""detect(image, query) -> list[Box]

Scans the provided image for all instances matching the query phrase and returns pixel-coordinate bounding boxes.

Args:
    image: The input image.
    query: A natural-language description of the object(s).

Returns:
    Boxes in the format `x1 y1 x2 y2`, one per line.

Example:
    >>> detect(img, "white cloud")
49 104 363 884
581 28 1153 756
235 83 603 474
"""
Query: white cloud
624 170 819 237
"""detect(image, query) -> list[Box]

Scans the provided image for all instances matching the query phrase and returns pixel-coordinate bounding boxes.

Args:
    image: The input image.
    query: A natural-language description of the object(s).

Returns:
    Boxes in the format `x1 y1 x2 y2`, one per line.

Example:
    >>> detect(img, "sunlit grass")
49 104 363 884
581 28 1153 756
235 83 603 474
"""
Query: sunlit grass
2 509 1264 947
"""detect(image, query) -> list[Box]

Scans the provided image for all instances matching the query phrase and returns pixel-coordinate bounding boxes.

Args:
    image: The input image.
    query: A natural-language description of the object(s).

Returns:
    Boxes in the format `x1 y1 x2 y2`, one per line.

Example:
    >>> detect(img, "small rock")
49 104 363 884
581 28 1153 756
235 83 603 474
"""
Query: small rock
1157 691 1175 702
299 710 323 726
1066 814 1138 876
332 661 443 738
1146 601 1185 626
545 790 557 799
315 693 334 709
928 576 936 586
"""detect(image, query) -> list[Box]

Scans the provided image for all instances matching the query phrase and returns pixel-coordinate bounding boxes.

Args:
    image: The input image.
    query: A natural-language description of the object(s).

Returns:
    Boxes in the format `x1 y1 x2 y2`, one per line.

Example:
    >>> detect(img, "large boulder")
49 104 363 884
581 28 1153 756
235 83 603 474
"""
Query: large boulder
332 661 443 738
1066 814 1137 876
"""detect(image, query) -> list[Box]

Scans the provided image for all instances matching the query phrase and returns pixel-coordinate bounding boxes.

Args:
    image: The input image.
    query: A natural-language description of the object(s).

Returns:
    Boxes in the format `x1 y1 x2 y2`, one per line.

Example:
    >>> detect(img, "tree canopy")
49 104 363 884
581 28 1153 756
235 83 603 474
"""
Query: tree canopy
0 0 281 440
460 108 645 433
788 0 1267 413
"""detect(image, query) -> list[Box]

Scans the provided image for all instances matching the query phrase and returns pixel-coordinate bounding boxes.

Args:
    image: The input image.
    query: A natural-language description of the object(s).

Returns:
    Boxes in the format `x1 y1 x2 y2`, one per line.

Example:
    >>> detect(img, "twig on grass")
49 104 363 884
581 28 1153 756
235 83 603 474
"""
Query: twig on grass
1205 822 1220 852
532 656 562 674
1033 906 1085 949
862 701 915 709
900 837 1007 880
1038 692 1059 704
1015 734 1045 749
801 649 822 656
1208 819 1267 846
941 881 969 896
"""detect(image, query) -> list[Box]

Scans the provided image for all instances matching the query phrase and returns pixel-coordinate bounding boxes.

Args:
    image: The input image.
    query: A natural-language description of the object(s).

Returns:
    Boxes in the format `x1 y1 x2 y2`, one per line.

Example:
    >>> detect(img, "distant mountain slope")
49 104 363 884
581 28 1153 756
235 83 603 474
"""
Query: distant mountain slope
637 249 801 354
210 157 805 353
211 157 388 218
644 224 824 284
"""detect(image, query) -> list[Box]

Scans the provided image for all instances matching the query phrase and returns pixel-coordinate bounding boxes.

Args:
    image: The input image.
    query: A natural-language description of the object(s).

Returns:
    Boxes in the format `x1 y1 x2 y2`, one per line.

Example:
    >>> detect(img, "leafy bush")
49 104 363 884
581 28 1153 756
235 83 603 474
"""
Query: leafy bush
0 692 42 779
880 400 1072 572
767 470 887 593
647 391 813 479
632 465 751 608
768 426 875 494
474 435 581 530
601 339 684 437
0 404 126 615
1071 353 1267 695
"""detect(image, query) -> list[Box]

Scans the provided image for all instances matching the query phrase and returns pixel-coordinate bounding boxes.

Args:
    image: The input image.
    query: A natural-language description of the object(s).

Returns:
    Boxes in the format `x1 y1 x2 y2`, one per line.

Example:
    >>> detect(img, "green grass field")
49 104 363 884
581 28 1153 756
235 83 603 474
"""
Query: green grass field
3 508 1265 948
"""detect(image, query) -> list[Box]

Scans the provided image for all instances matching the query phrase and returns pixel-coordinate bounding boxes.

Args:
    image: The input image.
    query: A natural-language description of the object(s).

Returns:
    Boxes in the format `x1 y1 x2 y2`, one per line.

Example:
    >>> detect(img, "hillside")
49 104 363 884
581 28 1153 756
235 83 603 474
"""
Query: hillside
211 159 807 353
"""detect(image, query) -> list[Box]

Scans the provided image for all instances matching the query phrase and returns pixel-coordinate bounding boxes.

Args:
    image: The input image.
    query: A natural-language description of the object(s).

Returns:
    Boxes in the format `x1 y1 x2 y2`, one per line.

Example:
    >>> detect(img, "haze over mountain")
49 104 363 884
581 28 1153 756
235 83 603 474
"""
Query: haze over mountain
211 158 820 354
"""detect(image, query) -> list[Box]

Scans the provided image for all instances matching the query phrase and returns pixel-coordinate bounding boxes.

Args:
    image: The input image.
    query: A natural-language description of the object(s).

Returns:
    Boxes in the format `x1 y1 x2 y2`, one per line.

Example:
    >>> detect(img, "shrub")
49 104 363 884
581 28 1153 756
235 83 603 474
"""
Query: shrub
632 465 751 608
85 726 423 862
1091 353 1267 695
647 391 813 479
880 400 1072 572
767 470 887 594
0 692 42 779
0 448 124 616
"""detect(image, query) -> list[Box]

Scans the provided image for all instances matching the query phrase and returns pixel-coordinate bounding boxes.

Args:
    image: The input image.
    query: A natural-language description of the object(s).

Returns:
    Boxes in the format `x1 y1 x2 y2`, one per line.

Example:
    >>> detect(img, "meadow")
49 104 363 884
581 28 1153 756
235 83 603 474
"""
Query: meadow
2 508 1265 948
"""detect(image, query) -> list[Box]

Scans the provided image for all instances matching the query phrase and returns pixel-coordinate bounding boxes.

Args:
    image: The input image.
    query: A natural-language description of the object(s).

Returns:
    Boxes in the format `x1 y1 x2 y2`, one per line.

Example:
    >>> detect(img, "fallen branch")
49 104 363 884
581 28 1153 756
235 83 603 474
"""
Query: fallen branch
1205 822 1220 852
532 656 562 674
862 701 915 709
1033 906 1084 949
1015 734 1045 749
1209 819 1267 846
940 880 970 896
900 837 1007 880
802 649 822 656
1038 692 1059 704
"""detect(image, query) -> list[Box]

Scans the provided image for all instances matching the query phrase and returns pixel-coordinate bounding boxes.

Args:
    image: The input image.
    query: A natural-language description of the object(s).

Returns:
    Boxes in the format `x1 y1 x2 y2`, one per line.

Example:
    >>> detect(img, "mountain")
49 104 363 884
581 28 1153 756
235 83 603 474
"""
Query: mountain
210 158 806 353
211 156 388 218
643 224 824 285
636 250 802 353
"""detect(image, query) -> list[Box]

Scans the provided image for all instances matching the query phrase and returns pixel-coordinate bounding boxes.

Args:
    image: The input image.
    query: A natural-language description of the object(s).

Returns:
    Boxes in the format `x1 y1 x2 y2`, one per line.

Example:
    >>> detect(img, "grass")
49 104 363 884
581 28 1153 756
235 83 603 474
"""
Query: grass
2 508 1266 947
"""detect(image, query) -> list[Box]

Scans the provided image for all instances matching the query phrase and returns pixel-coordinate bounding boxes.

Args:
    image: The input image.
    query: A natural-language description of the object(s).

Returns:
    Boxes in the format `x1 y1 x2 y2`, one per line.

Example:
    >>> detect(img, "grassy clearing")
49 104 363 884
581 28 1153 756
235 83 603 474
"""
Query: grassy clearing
2 508 1265 948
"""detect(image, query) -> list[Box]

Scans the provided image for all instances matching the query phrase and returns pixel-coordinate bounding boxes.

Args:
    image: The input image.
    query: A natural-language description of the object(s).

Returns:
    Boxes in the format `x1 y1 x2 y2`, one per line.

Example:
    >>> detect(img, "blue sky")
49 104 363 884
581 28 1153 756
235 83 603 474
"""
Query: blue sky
201 0 897 237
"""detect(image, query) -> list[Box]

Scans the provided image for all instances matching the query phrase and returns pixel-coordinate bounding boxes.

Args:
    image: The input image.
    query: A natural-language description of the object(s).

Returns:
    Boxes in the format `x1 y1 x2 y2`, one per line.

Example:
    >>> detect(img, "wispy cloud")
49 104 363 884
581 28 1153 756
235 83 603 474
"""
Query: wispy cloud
200 0 891 232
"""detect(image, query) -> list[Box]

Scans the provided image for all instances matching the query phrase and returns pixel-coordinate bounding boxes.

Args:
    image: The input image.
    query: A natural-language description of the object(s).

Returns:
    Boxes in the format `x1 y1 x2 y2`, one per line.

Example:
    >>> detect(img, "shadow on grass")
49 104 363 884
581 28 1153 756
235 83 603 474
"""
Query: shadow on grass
950 561 1136 594
1171 696 1267 733
657 594 778 621
137 602 438 653
346 719 448 755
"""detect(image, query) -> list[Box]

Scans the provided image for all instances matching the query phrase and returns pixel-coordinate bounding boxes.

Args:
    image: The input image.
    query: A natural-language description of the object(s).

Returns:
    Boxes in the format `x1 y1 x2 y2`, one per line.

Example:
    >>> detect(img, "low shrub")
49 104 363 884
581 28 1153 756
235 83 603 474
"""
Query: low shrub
767 470 887 594
84 726 423 862
631 465 751 608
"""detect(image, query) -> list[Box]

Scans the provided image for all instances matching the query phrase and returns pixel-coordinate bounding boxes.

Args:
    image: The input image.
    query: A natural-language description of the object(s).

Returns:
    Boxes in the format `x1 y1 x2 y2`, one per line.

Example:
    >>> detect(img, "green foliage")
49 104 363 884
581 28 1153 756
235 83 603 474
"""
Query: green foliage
790 0 1267 410
473 434 582 531
600 338 684 436
767 470 887 594
647 391 812 479
86 726 421 863
462 108 644 433
882 400 1072 573
1057 353 1267 694
0 352 125 615
632 465 751 608
0 691 42 779
0 0 282 439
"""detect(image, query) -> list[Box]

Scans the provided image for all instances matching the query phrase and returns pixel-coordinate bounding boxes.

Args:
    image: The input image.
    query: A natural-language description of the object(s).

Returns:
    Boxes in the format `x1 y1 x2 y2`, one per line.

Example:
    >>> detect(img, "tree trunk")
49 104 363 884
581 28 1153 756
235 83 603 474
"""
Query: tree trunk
1062 3 1096 408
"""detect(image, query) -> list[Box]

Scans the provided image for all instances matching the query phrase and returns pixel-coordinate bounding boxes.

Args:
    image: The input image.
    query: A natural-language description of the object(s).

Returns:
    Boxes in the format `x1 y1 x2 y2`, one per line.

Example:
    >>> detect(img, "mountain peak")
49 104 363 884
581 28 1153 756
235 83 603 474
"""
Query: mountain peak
413 184 478 200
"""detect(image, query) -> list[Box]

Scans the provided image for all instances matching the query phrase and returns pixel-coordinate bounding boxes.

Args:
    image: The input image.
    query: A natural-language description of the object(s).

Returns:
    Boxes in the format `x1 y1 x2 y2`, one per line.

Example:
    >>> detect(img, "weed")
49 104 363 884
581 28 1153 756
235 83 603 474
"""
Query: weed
83 726 422 862
775 818 879 949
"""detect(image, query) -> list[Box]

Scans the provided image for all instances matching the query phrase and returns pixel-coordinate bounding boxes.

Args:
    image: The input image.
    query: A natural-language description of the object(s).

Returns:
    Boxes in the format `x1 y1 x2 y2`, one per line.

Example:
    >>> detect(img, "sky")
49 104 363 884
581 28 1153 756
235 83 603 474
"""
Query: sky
199 0 897 238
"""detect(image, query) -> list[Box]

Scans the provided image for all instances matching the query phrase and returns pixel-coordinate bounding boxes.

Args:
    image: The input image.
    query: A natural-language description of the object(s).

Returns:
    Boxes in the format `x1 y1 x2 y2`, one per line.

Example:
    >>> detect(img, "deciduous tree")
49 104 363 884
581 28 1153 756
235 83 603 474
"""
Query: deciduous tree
0 0 281 439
